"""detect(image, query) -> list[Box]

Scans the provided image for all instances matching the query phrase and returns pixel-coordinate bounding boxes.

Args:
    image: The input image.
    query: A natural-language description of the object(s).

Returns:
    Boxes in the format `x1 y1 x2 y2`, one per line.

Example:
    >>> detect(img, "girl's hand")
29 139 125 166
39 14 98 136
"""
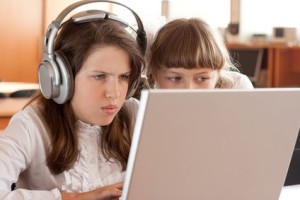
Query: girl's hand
61 182 123 200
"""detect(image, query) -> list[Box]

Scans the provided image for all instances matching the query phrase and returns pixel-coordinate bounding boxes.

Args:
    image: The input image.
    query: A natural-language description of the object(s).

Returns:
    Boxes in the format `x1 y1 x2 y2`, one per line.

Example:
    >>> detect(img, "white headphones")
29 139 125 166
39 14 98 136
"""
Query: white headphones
38 0 147 104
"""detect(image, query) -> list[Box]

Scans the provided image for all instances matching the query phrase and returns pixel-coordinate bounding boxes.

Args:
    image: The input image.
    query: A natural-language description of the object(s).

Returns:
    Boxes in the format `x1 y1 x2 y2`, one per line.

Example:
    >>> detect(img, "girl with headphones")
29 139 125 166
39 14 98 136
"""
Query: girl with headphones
148 18 253 89
0 1 145 199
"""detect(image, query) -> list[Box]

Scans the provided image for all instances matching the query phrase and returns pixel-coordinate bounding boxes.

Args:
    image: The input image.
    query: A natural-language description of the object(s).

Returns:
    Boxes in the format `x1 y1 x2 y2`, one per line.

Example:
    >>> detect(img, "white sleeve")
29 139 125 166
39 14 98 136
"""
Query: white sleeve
0 188 60 200
0 110 61 200
233 74 254 89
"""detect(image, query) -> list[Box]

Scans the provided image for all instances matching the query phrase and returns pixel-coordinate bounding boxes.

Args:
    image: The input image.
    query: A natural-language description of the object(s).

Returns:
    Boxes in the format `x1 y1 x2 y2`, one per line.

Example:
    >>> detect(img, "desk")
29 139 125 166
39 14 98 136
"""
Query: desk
0 82 39 96
0 82 38 129
226 43 300 87
0 98 31 129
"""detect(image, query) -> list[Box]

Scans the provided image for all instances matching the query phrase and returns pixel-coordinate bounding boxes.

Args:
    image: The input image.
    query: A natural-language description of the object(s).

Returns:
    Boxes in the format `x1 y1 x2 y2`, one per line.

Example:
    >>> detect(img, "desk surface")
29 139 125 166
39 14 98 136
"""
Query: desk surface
0 98 31 117
0 82 39 94
280 185 300 200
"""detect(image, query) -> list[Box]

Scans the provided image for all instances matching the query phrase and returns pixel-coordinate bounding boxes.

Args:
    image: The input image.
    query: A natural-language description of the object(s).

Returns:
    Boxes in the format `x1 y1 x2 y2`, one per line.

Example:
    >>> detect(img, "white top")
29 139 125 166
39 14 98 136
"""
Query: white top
220 71 254 89
280 185 300 200
0 98 139 200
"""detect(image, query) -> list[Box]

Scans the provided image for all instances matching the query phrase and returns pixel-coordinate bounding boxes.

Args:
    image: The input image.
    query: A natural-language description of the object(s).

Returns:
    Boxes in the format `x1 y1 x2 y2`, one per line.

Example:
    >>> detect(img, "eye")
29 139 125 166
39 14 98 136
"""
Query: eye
93 74 105 80
167 76 182 83
195 76 209 82
120 74 130 81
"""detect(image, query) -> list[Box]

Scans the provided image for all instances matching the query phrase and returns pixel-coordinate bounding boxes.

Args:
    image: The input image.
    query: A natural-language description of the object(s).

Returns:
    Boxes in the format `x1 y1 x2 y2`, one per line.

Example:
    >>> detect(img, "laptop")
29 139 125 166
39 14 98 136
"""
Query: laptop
121 88 300 200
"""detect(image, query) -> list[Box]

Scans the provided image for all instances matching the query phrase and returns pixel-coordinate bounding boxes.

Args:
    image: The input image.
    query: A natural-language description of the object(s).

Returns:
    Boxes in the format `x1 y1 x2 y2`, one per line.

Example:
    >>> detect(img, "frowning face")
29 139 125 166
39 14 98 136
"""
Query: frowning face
71 45 131 126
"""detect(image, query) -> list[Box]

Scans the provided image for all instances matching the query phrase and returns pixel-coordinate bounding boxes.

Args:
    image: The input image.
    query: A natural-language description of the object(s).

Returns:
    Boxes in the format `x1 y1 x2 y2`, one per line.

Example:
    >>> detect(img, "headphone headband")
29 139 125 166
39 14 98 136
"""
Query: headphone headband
56 0 143 24
44 0 147 56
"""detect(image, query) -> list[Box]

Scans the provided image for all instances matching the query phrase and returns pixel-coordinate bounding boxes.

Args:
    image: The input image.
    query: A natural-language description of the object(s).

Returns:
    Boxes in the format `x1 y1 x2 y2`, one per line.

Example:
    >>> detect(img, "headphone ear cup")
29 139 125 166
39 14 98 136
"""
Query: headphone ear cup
38 58 61 100
52 51 74 104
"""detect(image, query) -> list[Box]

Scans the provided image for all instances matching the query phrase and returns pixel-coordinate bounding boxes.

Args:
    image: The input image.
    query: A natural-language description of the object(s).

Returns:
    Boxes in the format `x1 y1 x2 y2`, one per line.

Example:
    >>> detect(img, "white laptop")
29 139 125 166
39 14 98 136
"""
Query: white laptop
121 88 300 200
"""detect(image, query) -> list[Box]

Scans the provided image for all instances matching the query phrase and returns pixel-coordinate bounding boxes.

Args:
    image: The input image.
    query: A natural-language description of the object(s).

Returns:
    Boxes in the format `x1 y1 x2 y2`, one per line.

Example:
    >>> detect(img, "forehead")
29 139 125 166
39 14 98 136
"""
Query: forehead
82 45 131 71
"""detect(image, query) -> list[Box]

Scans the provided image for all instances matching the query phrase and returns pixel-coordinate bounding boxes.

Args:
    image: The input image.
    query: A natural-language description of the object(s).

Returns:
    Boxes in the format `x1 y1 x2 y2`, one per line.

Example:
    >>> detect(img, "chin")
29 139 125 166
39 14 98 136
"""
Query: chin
97 117 115 126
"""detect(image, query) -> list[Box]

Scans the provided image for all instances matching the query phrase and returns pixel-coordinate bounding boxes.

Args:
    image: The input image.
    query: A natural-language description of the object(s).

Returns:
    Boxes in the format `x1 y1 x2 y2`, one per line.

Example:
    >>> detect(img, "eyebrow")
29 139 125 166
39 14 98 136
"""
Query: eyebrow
163 69 211 75
90 70 131 75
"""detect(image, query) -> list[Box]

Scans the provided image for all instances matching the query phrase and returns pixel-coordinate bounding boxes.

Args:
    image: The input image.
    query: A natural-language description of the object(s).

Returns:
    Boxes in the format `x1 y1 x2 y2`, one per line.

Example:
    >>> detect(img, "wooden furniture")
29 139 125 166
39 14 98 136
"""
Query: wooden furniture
0 0 43 83
0 98 31 130
0 82 38 130
226 43 300 87
272 46 300 87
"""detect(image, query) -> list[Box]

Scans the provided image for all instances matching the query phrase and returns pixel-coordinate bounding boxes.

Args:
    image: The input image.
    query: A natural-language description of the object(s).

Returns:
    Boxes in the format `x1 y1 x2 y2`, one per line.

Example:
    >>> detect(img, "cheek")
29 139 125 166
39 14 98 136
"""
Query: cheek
155 80 170 89
73 78 95 97
210 73 220 88
121 83 129 97
153 74 167 88
200 76 219 89
72 77 102 108
207 81 217 89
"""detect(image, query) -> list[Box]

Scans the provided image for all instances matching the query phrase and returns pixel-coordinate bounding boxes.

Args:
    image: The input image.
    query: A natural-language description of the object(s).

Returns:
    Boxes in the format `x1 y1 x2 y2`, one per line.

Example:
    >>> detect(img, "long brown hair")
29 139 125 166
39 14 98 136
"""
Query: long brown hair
149 18 238 87
33 19 144 174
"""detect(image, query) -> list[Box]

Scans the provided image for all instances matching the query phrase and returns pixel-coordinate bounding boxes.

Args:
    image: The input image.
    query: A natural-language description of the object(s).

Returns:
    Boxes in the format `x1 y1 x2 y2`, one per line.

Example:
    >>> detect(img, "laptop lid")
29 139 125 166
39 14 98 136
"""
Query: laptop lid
122 88 300 200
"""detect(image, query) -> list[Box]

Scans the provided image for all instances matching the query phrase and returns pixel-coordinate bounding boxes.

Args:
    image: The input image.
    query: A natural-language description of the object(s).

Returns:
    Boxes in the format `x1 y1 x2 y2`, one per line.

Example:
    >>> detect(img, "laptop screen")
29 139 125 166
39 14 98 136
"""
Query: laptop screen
122 89 300 200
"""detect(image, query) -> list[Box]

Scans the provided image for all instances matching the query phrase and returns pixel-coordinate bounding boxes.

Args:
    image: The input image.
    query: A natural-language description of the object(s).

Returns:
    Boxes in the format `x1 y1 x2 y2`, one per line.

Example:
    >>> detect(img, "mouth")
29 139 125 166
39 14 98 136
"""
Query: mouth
101 104 118 115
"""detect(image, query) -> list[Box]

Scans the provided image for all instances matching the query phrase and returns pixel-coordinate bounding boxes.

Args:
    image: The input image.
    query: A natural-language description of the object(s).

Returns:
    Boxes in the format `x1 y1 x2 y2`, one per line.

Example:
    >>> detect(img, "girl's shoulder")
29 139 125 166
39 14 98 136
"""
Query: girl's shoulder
0 105 49 161
2 104 47 139
221 71 254 89
9 105 41 126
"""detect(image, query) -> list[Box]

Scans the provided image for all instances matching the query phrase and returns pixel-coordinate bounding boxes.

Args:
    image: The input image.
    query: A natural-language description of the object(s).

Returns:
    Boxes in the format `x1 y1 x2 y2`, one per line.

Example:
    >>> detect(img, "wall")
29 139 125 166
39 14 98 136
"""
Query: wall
0 0 43 82
44 0 111 32
166 0 230 28
240 0 300 42
44 0 162 34
164 0 300 43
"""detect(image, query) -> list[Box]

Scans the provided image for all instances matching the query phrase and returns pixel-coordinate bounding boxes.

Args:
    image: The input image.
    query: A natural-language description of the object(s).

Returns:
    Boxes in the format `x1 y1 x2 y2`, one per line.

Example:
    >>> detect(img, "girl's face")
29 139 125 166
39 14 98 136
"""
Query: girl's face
154 67 219 89
71 46 131 126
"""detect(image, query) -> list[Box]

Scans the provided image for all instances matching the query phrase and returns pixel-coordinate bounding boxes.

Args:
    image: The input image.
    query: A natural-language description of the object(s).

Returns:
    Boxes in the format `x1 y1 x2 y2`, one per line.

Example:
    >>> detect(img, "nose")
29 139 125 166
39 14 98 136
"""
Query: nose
105 79 120 99
184 80 197 89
